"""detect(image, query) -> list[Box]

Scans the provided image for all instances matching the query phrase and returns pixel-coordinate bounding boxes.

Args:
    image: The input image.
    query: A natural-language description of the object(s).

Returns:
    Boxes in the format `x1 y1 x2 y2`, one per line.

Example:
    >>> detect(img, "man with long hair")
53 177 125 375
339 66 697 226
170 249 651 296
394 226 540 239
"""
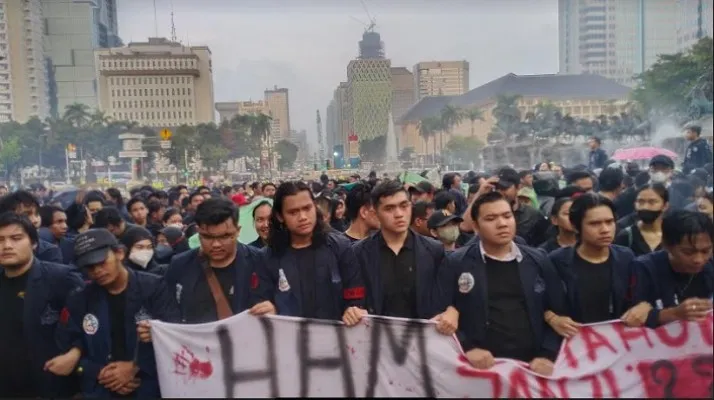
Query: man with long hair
250 181 366 324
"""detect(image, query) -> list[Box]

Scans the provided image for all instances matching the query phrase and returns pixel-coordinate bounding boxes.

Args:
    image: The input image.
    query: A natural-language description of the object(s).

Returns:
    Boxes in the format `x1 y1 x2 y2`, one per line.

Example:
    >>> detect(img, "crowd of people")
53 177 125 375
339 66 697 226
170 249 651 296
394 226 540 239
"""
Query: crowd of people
0 125 712 398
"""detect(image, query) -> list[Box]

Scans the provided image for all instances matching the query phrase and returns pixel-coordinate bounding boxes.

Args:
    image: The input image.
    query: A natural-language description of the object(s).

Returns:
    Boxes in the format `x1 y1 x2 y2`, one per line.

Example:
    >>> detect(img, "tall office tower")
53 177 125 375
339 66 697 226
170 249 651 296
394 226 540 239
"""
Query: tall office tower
0 0 50 122
264 86 290 140
559 0 679 86
42 0 122 116
676 0 713 51
413 61 468 100
95 37 215 127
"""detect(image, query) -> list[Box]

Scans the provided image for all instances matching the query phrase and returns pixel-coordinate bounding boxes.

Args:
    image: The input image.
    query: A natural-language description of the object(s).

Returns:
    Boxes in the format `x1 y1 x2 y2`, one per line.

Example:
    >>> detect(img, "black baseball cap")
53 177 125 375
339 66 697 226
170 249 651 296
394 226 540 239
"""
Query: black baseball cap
408 181 435 194
496 168 520 189
74 228 119 268
649 155 675 169
427 209 463 230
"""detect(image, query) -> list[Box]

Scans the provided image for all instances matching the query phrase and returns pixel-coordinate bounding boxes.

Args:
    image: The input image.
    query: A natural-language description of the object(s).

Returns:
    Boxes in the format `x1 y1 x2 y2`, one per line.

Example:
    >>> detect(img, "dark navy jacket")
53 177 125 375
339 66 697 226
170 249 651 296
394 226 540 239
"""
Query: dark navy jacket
589 147 608 170
35 238 64 264
353 230 444 318
39 227 76 265
59 269 179 398
7 258 85 397
682 137 713 173
549 245 635 322
632 250 714 328
433 239 566 360
252 232 365 321
164 243 262 322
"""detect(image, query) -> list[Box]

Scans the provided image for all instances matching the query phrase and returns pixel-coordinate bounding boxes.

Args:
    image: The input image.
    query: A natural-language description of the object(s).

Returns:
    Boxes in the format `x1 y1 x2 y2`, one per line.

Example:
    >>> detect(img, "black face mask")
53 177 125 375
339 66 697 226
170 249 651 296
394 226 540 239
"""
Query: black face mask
637 209 662 224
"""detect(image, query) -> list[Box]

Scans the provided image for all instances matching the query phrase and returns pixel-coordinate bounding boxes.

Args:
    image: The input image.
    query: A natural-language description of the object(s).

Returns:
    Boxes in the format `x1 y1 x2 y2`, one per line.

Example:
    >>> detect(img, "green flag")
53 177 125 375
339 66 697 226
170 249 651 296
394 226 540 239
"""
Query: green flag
188 198 273 249
398 171 427 185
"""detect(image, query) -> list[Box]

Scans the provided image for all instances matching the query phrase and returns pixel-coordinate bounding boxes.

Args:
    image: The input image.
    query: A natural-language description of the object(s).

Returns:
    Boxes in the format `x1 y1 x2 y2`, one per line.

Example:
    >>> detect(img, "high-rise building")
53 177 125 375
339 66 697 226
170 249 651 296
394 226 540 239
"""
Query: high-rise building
558 0 679 87
95 37 215 127
289 129 308 161
346 27 391 159
347 58 391 142
391 67 415 121
0 0 50 123
326 82 348 155
264 86 290 140
413 61 469 100
676 0 713 51
42 0 122 116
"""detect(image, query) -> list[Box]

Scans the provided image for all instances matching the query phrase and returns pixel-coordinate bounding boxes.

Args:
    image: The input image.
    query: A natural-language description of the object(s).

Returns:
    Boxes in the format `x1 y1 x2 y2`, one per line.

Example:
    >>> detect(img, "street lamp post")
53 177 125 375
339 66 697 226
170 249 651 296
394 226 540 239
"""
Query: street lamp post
39 128 49 182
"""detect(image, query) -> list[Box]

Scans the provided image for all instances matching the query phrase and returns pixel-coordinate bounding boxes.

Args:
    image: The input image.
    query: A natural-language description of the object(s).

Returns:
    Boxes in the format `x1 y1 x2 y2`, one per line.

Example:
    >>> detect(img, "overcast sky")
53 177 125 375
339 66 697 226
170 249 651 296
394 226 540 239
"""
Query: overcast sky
118 0 559 150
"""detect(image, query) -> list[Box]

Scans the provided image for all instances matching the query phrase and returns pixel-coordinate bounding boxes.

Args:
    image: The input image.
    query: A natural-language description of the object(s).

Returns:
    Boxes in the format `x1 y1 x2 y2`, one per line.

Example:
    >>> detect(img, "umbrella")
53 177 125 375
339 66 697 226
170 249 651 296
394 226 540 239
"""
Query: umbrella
611 147 678 161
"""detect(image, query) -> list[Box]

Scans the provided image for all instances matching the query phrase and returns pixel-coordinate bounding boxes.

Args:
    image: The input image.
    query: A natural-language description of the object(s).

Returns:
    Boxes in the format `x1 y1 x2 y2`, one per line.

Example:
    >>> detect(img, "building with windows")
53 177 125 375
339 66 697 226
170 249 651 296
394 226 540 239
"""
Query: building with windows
264 86 290 140
0 0 50 123
95 37 215 127
413 61 469 100
326 82 348 154
399 73 631 158
391 67 415 122
676 0 713 51
42 0 122 116
558 0 679 86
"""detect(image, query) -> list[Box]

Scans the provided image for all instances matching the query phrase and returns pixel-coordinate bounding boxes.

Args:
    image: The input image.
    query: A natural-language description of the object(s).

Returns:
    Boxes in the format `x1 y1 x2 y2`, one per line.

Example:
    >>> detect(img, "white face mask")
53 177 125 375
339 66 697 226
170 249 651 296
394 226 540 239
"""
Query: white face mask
129 249 154 268
650 171 671 185
437 225 460 244
167 223 184 230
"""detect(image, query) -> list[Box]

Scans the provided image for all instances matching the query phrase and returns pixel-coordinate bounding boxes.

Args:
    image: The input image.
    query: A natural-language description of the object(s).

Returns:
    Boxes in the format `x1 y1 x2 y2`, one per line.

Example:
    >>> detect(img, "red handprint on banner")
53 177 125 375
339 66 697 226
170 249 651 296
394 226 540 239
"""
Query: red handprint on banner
172 345 213 380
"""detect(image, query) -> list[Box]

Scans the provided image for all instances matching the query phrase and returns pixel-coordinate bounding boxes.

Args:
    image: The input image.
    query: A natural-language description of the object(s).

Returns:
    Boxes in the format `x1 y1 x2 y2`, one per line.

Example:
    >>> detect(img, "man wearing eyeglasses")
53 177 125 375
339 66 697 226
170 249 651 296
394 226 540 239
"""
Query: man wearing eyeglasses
163 198 265 324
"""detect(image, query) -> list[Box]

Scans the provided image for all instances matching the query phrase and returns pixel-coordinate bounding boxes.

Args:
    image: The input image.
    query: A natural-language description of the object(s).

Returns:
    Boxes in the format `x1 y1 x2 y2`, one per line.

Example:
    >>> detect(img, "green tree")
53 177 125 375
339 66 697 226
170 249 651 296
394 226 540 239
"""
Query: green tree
274 139 298 170
462 108 485 137
63 103 91 128
491 94 523 142
632 37 713 113
417 116 440 163
440 104 463 153
443 136 484 166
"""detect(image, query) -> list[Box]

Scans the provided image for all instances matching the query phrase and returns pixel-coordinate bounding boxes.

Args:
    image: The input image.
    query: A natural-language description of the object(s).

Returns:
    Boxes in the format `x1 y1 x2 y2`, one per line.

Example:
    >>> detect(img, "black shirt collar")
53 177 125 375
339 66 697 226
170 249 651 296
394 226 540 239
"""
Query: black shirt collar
379 230 415 251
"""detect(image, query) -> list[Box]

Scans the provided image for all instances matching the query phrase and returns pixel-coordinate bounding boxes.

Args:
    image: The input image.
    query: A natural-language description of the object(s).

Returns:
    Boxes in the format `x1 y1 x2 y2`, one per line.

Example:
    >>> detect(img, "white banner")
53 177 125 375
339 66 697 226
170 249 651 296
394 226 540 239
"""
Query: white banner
151 312 713 398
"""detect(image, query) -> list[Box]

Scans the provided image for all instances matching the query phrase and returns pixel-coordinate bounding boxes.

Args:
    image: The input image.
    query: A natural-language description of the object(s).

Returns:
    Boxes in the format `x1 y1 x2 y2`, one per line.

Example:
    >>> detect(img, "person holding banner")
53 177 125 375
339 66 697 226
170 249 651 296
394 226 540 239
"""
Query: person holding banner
629 210 714 328
433 192 565 376
56 229 179 398
546 193 638 337
352 181 458 334
250 181 366 324
164 199 264 324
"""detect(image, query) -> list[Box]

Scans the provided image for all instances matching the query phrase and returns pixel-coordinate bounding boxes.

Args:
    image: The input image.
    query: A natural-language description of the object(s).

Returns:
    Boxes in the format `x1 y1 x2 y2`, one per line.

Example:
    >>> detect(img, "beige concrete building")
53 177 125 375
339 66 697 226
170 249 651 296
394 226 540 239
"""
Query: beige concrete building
95 37 215 127
0 0 50 123
413 61 469 101
391 67 415 122
215 102 240 122
399 73 632 157
264 86 290 140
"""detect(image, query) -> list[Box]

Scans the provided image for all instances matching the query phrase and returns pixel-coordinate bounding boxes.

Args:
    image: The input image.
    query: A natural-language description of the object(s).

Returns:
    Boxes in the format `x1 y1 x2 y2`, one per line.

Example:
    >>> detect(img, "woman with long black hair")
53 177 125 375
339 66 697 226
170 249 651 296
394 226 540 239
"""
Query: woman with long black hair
614 183 668 256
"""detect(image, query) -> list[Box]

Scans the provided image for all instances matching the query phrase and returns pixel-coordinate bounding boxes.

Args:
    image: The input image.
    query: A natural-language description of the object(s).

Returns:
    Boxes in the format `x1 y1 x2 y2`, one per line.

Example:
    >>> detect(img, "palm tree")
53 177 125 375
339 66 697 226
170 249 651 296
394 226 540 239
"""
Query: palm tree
89 110 111 128
491 94 522 142
439 105 463 153
63 103 91 128
250 113 273 173
417 117 438 163
462 108 485 137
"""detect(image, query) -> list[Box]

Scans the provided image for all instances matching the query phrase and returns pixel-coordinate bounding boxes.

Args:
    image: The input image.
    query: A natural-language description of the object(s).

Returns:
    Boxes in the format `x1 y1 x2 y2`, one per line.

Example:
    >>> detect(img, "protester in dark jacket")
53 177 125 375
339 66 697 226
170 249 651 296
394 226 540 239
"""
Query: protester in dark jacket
164 198 263 324
0 213 84 397
587 136 608 170
433 192 565 376
682 123 713 174
629 210 713 328
250 181 366 324
57 229 179 398
120 226 167 276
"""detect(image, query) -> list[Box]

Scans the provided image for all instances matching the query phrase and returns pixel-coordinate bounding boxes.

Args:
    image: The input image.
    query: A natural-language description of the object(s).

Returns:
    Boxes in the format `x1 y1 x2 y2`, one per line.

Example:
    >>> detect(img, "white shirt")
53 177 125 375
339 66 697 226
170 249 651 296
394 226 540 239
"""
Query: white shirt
479 241 524 263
